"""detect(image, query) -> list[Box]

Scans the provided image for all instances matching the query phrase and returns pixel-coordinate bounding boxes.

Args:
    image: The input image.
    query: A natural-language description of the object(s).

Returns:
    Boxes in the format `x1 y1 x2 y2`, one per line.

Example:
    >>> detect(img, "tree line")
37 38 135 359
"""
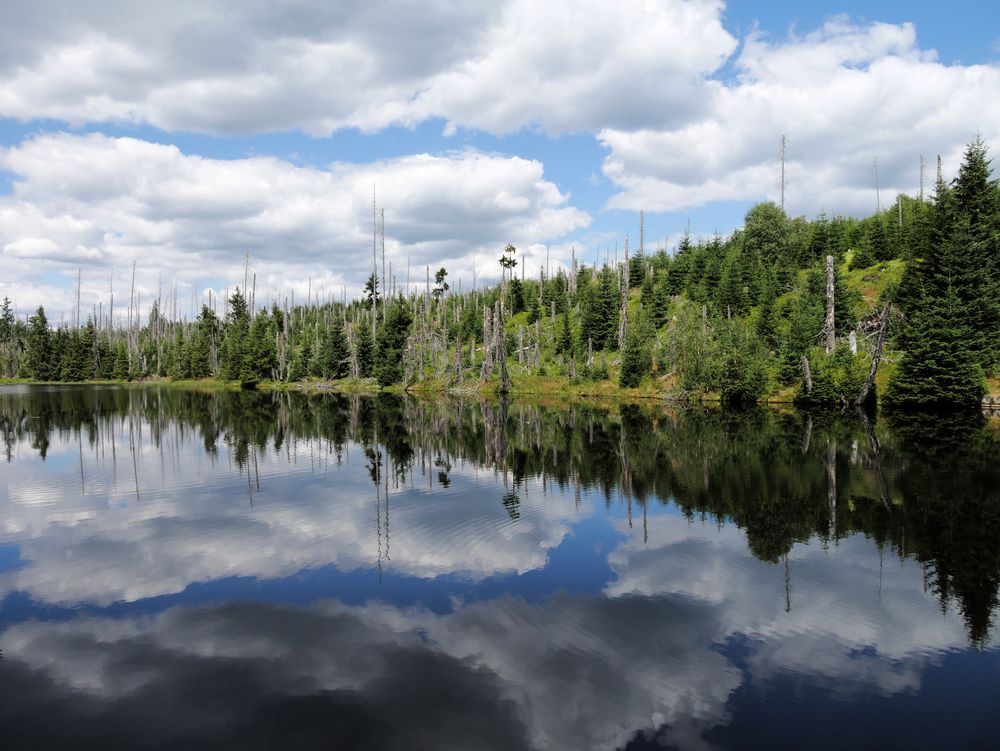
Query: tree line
1 136 997 411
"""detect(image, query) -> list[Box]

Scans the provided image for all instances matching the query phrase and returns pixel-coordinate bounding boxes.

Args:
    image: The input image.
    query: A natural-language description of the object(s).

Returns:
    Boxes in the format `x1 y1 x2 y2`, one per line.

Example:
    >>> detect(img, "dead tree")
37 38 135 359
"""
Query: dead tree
825 254 836 353
617 235 630 350
480 304 493 381
494 298 510 394
856 302 892 407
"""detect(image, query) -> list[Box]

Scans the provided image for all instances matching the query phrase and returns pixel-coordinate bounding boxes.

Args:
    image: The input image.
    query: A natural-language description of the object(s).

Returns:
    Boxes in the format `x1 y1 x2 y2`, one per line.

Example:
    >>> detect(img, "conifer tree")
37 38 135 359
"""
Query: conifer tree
885 284 984 410
355 320 375 378
619 311 652 388
557 310 573 355
375 297 413 386
648 274 670 330
220 288 250 381
26 306 53 380
319 316 350 379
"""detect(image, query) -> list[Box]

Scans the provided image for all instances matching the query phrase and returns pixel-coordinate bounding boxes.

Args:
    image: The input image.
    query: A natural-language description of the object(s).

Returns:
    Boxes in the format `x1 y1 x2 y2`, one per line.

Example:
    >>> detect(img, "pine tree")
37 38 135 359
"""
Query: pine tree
509 276 525 314
189 306 217 378
648 274 670 330
619 312 652 388
319 316 350 379
242 311 277 385
0 297 13 345
666 233 692 295
26 306 54 380
220 288 250 381
289 338 313 381
885 284 984 410
60 321 96 381
375 297 413 386
557 311 573 355
355 318 375 378
869 217 891 262
891 137 1000 407
718 319 767 407
111 342 131 380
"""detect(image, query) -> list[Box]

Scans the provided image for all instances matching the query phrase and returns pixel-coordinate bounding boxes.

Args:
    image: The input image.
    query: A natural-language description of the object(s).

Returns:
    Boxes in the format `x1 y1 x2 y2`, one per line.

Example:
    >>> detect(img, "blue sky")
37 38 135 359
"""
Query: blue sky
0 0 997 319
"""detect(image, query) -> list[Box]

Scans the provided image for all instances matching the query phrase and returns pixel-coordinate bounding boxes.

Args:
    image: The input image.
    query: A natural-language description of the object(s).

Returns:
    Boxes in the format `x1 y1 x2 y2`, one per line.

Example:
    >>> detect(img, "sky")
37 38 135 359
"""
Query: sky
0 0 998 322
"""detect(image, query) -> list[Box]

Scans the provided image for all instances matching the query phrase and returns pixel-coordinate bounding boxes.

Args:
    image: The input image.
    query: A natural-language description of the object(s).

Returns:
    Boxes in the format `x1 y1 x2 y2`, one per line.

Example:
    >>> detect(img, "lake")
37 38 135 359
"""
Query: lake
1 385 999 750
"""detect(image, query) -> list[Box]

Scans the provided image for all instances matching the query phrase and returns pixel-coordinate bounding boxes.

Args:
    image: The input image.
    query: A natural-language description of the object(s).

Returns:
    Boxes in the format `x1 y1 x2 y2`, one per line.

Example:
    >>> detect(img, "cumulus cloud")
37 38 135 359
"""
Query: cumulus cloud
0 416 582 605
601 17 1000 216
1 554 987 750
0 0 735 137
0 132 589 319
605 514 973 681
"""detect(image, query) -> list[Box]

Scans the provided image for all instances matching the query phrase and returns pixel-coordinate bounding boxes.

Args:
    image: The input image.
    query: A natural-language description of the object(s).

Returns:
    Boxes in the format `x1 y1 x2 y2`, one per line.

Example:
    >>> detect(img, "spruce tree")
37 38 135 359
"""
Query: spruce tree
319 316 350 379
619 312 652 388
355 319 375 378
557 311 573 355
375 297 413 386
220 289 250 381
718 319 767 407
648 275 670 330
111 343 131 380
886 284 984 410
26 306 53 380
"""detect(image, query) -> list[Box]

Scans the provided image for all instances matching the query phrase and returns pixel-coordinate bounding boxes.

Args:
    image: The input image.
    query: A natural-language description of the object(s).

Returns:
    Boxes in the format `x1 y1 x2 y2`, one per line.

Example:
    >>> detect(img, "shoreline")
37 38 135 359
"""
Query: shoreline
6 375 1000 411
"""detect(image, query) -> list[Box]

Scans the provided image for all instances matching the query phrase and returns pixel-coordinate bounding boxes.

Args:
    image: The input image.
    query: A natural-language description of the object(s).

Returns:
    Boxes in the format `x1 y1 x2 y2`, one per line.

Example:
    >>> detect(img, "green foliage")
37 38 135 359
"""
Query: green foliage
241 311 277 385
189 306 217 378
509 276 525 314
885 286 985 410
111 343 130 380
619 313 653 389
219 288 250 381
795 345 869 409
718 319 768 407
556 311 573 355
26 307 54 380
318 316 350 379
375 297 413 386
432 268 449 300
579 265 618 350
671 304 720 392
889 136 1000 407
363 273 381 308
355 320 375 378
647 273 671 330
60 321 96 381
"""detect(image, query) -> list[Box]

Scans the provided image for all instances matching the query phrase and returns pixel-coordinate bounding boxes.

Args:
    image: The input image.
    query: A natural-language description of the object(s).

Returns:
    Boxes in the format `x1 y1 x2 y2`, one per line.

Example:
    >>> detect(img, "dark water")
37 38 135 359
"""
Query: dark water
1 385 999 750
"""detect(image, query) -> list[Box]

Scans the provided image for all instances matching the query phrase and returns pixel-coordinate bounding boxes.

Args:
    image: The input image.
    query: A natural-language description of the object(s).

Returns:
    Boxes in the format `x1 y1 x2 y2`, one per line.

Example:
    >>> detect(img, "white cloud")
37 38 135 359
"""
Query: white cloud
0 133 589 319
0 0 735 137
601 17 1000 216
0 423 583 605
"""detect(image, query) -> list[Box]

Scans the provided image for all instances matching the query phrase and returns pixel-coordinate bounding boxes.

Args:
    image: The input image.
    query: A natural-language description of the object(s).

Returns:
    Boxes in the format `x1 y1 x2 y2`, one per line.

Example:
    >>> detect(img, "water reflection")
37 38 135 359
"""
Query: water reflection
1 385 999 750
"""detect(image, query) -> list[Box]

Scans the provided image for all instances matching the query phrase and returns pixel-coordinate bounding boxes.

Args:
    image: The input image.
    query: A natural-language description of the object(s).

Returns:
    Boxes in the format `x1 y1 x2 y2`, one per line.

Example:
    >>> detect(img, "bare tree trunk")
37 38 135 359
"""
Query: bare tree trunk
494 299 509 394
480 305 493 381
826 439 837 538
801 355 812 394
856 302 891 406
825 254 836 353
617 237 630 349
858 407 892 510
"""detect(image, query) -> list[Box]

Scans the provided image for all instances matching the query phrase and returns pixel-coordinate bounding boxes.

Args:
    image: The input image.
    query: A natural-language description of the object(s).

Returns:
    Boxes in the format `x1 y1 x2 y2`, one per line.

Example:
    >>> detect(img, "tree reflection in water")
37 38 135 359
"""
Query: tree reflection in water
2 385 999 647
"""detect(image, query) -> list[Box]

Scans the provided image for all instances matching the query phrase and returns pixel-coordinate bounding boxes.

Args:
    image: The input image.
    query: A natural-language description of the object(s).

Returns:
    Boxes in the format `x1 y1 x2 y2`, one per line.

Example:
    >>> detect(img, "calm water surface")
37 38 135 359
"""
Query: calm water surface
1 385 999 750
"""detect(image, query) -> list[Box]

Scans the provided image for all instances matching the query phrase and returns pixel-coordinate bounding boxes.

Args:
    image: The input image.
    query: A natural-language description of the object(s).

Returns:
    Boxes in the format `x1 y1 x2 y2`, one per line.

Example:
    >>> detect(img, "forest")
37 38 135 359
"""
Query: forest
1 137 997 412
